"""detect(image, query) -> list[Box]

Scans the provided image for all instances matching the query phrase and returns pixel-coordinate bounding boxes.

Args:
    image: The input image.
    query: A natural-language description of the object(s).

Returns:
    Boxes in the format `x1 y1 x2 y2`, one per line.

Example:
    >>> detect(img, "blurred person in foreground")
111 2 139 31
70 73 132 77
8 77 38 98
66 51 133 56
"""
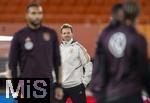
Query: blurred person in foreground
90 2 150 103
8 3 63 102
89 2 124 101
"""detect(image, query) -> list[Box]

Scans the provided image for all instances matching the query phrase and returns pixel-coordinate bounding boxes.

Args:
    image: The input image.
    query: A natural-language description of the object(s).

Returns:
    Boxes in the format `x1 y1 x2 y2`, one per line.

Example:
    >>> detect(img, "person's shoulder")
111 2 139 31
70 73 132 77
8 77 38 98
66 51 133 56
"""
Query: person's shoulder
130 30 147 48
10 27 28 42
100 23 121 38
14 27 28 36
13 27 29 40
75 42 87 52
103 21 122 32
101 25 113 35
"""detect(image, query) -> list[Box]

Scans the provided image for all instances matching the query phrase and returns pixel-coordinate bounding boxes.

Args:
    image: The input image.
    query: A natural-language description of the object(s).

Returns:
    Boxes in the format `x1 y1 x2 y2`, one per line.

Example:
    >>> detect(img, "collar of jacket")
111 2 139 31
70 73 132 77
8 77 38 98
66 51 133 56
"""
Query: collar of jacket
61 38 77 46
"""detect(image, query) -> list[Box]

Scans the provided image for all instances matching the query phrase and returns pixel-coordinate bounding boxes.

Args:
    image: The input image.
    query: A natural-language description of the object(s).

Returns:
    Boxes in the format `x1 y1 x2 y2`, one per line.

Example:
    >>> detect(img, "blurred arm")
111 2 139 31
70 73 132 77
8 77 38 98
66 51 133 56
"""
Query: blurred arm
52 30 62 84
8 34 20 78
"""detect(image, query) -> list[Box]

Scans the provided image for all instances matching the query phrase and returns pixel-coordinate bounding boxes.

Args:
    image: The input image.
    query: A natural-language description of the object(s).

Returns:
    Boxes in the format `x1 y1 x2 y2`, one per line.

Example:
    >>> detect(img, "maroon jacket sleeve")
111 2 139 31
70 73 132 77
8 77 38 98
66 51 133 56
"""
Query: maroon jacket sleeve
9 34 20 78
137 36 150 97
94 37 108 89
52 30 61 83
90 32 108 102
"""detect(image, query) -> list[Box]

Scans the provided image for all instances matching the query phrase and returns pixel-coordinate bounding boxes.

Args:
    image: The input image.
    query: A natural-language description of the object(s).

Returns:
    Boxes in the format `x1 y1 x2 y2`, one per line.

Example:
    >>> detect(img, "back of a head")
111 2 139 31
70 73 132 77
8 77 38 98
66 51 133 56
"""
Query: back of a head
123 2 140 22
108 3 124 28
112 3 123 16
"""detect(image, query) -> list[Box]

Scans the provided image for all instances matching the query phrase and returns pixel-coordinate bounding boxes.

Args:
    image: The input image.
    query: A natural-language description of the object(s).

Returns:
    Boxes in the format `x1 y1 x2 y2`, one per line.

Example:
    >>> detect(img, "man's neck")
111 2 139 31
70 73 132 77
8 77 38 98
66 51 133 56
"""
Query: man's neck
28 23 41 30
62 38 73 44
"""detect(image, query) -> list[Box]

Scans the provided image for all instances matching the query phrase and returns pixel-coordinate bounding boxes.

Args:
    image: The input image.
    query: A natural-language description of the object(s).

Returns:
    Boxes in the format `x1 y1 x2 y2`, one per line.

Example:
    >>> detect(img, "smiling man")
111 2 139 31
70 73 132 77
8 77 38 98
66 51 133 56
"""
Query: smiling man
59 24 93 103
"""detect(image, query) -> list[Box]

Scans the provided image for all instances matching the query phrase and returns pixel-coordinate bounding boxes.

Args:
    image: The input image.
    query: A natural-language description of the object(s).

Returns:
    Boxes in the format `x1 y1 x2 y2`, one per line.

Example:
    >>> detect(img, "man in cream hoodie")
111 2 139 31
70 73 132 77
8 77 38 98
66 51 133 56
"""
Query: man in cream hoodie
59 24 93 103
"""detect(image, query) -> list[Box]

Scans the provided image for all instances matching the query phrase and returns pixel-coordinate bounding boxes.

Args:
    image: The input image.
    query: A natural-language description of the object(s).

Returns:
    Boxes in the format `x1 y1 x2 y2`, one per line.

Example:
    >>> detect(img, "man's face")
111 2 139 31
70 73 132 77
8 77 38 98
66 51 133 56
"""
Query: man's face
26 6 43 26
61 28 73 42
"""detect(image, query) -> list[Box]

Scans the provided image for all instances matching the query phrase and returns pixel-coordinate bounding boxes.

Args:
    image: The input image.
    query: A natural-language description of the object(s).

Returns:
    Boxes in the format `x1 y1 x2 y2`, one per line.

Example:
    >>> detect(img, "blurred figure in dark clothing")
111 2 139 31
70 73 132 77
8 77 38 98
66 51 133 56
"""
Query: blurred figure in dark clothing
9 3 63 102
89 3 124 99
90 2 150 103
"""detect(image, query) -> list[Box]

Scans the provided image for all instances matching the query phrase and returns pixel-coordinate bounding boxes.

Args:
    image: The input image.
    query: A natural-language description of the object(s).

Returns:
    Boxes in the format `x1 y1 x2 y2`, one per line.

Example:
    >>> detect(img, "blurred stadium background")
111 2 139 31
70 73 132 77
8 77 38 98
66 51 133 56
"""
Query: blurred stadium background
0 0 149 103
0 0 150 58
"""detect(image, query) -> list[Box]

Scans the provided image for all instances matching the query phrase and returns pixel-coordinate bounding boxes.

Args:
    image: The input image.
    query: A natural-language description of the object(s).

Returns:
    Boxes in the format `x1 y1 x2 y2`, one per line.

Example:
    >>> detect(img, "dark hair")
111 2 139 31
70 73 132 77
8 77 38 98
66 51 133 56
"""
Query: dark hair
123 2 140 21
26 3 41 12
112 3 123 15
61 24 73 33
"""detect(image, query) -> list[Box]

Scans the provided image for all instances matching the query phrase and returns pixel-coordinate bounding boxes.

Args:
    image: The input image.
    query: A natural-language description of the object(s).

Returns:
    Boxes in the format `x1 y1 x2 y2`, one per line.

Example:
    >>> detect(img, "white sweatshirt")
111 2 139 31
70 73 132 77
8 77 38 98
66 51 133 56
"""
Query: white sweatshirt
60 39 93 88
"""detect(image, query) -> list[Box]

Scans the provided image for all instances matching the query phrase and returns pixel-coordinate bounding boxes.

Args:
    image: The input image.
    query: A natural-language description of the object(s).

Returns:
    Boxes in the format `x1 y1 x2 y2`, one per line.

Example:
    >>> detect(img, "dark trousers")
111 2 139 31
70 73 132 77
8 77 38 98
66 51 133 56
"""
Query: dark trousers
59 83 87 103
95 93 144 103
